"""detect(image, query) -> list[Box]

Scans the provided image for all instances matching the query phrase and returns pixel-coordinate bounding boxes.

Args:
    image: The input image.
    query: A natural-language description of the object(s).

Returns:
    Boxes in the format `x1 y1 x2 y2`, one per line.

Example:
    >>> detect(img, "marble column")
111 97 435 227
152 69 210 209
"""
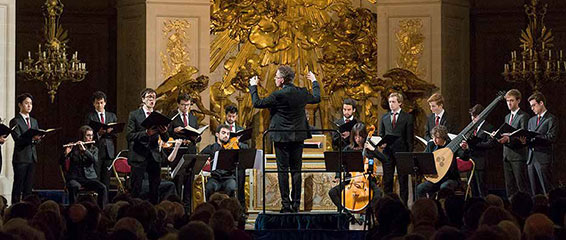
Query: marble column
0 0 16 202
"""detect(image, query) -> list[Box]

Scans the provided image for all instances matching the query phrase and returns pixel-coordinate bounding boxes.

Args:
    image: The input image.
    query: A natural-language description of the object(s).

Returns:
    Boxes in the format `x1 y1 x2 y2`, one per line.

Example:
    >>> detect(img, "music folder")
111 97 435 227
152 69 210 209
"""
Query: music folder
324 151 364 172
334 119 358 133
89 120 126 134
170 154 209 179
229 128 253 142
20 127 59 140
370 134 398 146
0 124 15 137
486 123 516 139
141 112 172 129
395 152 437 176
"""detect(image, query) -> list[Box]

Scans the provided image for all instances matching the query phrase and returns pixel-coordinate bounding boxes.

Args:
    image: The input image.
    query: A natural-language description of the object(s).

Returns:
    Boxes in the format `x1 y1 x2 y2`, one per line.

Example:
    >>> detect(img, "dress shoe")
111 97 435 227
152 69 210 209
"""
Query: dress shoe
280 207 293 213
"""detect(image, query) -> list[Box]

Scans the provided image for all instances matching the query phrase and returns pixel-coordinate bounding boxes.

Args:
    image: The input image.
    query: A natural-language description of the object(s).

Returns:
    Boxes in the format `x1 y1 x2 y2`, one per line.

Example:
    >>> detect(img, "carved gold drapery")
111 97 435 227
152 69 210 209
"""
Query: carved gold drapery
396 19 426 79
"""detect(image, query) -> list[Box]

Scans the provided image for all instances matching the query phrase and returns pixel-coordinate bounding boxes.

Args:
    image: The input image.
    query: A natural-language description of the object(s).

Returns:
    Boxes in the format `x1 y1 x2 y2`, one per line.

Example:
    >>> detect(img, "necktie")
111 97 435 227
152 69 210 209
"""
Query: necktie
509 114 514 125
392 113 397 128
146 112 151 118
435 116 440 126
474 128 478 136
100 113 105 124
537 115 541 126
231 124 234 132
25 117 31 129
183 113 188 127
345 118 350 123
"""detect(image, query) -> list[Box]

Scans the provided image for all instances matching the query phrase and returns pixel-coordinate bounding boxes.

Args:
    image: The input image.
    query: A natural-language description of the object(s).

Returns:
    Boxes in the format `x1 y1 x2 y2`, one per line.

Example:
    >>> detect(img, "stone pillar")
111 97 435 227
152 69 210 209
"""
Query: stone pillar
117 0 211 148
0 0 16 201
377 0 470 127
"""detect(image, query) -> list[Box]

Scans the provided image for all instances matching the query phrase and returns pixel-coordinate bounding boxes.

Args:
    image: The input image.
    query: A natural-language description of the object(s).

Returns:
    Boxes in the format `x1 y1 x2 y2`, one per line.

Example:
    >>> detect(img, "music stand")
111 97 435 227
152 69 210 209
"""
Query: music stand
395 152 437 201
173 154 208 213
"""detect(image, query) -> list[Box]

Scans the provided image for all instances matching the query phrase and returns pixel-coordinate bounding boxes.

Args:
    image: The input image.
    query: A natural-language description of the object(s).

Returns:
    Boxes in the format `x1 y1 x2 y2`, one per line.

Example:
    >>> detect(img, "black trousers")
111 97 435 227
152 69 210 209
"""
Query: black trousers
205 176 237 199
528 158 553 196
68 178 108 208
470 169 486 197
131 159 161 204
95 158 112 188
503 159 531 198
12 162 35 203
273 141 304 209
382 153 409 204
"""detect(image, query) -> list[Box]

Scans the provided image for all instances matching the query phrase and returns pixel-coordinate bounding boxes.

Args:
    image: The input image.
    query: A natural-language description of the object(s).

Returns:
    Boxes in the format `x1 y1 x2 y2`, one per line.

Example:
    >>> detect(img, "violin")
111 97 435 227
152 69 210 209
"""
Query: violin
341 125 377 212
223 135 240 149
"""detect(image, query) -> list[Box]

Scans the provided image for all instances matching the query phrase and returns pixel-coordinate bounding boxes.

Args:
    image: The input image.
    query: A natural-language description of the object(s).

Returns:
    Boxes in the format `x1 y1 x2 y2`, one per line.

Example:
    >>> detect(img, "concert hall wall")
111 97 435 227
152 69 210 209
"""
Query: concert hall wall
16 0 117 189
470 0 566 191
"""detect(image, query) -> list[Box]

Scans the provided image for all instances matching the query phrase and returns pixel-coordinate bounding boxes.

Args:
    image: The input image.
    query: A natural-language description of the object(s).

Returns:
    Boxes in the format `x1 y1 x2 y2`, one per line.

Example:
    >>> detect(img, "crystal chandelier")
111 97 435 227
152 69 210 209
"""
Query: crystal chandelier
17 0 87 103
502 0 566 91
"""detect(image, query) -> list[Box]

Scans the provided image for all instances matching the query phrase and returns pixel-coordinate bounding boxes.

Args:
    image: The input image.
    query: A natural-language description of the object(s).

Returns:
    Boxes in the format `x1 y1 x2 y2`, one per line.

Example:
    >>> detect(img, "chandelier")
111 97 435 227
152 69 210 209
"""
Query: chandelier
17 0 87 103
502 0 566 91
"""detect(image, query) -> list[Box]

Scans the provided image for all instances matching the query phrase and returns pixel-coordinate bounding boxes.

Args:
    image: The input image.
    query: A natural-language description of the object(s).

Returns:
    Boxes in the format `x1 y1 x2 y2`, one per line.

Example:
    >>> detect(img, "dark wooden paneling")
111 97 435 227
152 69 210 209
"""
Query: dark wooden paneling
16 0 117 189
471 0 566 192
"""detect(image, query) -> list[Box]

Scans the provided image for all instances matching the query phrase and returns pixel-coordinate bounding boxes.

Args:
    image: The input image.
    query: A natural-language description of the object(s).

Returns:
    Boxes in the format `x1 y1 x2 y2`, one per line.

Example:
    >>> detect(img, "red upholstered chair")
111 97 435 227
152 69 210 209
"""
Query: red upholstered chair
111 150 131 194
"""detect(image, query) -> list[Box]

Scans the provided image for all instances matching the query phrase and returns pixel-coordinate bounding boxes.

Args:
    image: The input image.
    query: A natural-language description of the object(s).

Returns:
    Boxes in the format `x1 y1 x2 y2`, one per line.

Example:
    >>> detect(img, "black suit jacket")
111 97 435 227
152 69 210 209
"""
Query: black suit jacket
425 112 456 141
379 110 414 153
250 81 321 142
126 108 169 167
527 112 559 164
168 110 198 153
65 146 99 181
85 111 117 159
10 114 39 163
503 109 530 161
465 121 496 170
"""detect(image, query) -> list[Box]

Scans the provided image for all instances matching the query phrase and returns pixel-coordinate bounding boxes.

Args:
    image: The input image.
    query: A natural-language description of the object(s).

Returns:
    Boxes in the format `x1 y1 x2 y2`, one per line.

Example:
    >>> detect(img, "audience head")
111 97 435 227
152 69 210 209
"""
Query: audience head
411 198 438 226
5 202 37 221
124 201 157 233
484 194 504 208
209 209 235 240
523 213 554 240
478 206 517 227
464 201 488 230
431 226 464 240
178 221 214 240
510 192 532 219
114 217 146 240
497 220 521 240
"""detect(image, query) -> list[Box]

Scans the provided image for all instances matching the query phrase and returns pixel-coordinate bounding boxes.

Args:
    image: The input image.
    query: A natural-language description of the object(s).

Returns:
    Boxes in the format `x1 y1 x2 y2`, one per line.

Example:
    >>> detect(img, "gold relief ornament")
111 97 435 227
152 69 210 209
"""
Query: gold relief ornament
157 18 219 123
396 18 426 79
160 19 192 80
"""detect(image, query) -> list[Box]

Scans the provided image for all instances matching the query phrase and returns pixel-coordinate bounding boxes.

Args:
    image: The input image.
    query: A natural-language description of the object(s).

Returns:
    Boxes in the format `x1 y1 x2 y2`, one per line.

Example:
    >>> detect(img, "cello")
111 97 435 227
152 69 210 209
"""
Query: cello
342 125 379 212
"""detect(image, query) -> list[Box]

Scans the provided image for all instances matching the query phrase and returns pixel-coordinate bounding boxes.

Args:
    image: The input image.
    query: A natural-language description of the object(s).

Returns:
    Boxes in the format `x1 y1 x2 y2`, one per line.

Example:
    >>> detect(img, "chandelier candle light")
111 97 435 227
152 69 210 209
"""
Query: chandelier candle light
17 0 87 103
502 0 566 91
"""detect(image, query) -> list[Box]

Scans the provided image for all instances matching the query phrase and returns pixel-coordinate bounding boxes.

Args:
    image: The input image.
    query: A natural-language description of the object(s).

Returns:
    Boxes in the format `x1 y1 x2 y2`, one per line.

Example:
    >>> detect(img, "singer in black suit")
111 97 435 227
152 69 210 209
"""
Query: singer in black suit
378 92 414 204
249 66 321 213
223 105 248 209
126 88 169 204
525 92 559 195
331 98 358 150
168 93 199 207
84 91 117 188
463 104 496 197
425 93 456 141
9 93 42 204
497 89 531 198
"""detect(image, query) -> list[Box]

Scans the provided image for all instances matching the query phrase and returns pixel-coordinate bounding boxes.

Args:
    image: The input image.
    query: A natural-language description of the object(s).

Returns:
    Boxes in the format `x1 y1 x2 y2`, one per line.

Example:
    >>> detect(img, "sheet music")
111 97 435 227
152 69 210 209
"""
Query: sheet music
170 157 185 179
212 151 219 171
253 149 264 171
415 136 428 145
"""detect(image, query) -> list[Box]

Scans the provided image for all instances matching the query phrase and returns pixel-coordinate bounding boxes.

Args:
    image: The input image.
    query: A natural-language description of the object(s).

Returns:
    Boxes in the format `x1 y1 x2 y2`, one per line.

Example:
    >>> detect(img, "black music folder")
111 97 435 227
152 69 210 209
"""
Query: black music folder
20 128 59 140
89 121 126 134
0 124 15 136
370 134 399 146
141 112 172 129
335 119 358 133
229 128 253 142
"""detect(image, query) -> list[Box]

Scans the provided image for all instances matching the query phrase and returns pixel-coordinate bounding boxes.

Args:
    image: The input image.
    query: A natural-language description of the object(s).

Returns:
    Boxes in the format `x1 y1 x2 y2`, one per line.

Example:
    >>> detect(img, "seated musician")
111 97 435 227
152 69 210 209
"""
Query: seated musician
328 123 385 212
201 124 248 201
61 125 108 208
416 125 469 199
